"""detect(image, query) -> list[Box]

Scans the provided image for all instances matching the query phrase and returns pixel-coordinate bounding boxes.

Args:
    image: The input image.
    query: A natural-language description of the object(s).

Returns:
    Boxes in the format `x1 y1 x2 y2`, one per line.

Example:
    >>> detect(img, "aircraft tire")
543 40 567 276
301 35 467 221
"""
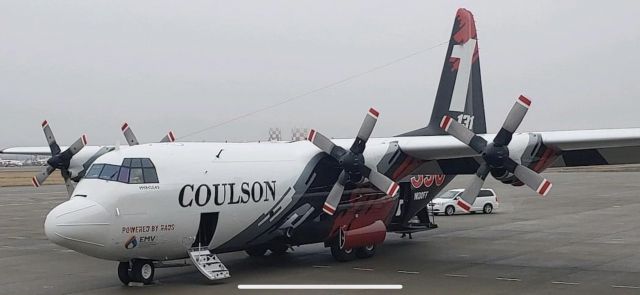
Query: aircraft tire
355 245 376 259
131 259 155 285
117 262 131 286
246 246 268 257
330 244 355 262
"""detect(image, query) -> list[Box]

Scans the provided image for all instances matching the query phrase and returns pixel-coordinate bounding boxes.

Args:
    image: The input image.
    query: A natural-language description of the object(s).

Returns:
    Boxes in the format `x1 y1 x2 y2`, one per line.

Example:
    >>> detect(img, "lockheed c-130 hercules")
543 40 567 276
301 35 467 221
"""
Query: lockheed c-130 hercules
3 8 640 286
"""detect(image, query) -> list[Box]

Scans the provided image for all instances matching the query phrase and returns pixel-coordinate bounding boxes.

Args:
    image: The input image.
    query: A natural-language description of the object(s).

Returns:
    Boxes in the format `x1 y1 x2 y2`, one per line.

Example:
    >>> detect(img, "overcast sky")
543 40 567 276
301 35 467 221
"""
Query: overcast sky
1 0 639 147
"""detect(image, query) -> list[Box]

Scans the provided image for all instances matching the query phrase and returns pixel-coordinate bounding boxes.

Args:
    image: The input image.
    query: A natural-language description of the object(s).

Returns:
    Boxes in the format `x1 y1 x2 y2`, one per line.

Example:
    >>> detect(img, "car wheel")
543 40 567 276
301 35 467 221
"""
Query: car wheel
483 203 493 214
445 206 455 216
355 245 376 259
117 262 131 286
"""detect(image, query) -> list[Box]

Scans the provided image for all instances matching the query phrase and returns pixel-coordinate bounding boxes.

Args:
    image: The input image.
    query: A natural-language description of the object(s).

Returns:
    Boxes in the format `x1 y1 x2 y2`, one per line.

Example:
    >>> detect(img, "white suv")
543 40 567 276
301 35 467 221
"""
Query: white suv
430 188 499 216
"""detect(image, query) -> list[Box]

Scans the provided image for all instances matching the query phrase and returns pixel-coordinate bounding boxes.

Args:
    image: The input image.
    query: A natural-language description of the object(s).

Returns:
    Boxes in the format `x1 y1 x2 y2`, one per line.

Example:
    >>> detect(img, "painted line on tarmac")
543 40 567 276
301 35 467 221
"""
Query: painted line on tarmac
445 274 469 278
312 265 331 269
397 270 420 275
238 285 402 290
353 267 374 271
496 277 521 282
551 281 580 285
611 285 640 289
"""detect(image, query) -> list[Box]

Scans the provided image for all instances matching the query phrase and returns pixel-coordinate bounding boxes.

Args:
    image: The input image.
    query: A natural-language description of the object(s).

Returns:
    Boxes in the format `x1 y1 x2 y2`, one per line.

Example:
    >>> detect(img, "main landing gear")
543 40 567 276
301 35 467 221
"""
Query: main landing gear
330 244 377 262
118 259 155 285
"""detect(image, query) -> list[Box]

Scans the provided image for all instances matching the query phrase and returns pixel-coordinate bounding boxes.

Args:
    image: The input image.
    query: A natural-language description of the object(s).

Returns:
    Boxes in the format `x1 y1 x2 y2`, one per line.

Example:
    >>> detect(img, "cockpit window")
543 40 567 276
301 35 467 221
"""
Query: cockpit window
143 168 159 183
129 168 144 184
122 158 132 167
99 164 120 180
86 164 104 178
84 158 158 184
130 158 142 168
117 167 130 183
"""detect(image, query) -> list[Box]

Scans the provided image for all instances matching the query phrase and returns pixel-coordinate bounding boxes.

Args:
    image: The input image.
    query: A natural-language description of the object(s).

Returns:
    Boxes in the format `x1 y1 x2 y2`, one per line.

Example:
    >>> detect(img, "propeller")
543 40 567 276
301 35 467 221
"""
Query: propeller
440 95 552 212
308 108 400 215
121 122 176 146
32 120 88 196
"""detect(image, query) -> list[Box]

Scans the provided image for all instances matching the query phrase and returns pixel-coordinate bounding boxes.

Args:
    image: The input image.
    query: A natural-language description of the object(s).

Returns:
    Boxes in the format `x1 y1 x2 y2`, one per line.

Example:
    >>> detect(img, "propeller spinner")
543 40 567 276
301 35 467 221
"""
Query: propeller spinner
32 120 88 196
308 108 399 215
440 95 552 212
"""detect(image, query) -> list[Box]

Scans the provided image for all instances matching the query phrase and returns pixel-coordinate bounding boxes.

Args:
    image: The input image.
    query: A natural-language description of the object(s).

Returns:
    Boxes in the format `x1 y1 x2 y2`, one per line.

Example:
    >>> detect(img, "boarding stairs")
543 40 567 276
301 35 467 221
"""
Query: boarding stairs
188 247 230 280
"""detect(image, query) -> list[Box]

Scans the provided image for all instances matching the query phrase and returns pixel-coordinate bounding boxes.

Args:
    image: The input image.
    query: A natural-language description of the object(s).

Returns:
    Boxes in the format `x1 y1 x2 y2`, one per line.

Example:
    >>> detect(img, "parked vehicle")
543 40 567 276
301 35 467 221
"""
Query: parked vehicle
429 188 499 216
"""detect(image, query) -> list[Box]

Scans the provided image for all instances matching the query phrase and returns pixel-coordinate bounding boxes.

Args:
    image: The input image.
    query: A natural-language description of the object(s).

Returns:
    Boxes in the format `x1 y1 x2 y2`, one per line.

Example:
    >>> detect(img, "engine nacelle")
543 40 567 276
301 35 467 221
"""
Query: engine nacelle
339 220 386 250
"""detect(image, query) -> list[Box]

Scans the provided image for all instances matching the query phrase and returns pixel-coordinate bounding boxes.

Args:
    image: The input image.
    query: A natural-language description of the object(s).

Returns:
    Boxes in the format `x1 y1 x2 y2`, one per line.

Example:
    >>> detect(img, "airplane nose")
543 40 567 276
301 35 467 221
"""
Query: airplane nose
44 197 111 251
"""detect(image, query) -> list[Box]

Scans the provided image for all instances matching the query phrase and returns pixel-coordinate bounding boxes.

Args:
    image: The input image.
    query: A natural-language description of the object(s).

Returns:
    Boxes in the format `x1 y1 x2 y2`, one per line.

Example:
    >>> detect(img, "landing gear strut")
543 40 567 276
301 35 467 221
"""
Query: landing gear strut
118 259 155 286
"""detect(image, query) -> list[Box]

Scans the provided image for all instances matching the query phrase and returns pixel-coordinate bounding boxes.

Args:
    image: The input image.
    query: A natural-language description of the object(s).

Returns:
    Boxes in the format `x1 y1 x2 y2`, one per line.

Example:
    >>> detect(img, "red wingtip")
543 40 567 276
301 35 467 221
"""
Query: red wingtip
518 95 532 107
307 129 316 141
168 131 176 142
31 176 40 187
81 134 88 145
41 120 48 128
121 122 129 131
368 108 380 118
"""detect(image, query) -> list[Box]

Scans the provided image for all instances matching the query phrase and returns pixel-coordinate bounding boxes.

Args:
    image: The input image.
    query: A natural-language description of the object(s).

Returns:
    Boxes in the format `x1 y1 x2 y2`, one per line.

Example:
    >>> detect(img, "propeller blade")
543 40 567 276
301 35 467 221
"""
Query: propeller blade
323 172 347 215
65 135 88 157
506 158 552 196
350 108 379 154
121 122 139 146
41 120 61 155
365 166 400 197
456 163 490 212
160 131 176 143
61 169 75 196
494 95 531 146
64 178 75 196
31 165 56 187
308 129 345 159
440 115 487 153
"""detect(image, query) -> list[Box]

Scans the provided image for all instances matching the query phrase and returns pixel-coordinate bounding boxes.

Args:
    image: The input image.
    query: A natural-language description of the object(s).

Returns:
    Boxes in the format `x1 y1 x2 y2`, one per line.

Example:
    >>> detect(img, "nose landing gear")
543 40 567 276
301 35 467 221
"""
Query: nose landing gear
118 259 155 286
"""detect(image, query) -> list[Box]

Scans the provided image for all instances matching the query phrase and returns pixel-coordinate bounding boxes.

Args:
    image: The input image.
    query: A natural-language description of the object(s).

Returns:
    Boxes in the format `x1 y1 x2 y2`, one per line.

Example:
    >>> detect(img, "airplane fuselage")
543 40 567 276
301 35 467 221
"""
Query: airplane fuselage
44 140 396 262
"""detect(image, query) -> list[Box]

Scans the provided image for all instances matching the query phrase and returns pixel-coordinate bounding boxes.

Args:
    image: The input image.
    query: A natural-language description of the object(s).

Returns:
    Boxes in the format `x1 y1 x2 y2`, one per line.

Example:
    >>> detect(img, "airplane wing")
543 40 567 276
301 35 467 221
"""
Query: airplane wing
395 128 640 175
0 146 64 156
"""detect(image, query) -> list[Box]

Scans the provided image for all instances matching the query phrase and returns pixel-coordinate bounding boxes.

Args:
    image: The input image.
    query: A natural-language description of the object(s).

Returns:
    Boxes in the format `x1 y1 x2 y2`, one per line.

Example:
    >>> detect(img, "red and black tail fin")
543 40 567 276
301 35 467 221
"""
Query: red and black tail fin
402 8 486 136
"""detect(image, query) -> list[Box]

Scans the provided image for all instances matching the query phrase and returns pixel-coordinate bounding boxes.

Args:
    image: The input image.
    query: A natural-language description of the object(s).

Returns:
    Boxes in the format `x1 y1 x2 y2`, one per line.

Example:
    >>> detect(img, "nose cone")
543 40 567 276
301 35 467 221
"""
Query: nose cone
44 197 111 254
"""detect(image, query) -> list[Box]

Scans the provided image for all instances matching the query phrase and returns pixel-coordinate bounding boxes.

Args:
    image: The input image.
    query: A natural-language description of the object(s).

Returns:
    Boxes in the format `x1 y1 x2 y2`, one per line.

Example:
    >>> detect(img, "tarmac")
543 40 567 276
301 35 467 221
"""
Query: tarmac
1 171 640 294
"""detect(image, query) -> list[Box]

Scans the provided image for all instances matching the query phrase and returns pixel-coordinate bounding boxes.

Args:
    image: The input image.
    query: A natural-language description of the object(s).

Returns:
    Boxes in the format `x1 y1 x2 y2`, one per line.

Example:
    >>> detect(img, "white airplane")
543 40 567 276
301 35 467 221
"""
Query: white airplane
0 159 24 167
2 8 640 286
